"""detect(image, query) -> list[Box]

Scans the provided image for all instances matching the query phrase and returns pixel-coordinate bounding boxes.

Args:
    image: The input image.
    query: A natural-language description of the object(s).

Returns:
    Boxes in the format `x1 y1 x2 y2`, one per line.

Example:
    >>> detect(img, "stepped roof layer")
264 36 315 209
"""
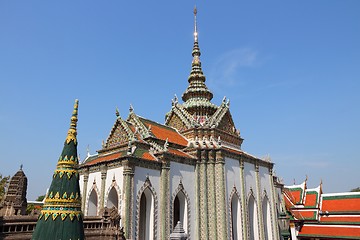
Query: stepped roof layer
1 166 28 209
32 100 84 240
284 180 360 239
164 7 243 149
81 111 194 167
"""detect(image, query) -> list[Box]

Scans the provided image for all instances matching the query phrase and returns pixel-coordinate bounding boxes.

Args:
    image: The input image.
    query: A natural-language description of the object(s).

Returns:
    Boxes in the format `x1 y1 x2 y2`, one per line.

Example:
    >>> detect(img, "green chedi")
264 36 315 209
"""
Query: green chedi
32 99 84 240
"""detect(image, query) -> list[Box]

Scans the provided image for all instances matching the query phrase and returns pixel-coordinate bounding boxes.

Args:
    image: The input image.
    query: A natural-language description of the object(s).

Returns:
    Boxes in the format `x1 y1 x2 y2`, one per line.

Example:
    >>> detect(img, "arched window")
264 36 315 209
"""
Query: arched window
139 188 154 240
231 193 242 240
262 198 272 240
173 191 188 233
248 195 259 240
88 189 98 216
107 187 119 210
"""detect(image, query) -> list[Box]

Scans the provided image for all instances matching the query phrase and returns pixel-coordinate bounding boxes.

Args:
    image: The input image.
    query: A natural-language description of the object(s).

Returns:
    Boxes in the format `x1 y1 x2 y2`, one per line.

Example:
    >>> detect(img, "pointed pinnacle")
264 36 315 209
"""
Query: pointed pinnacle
66 99 79 144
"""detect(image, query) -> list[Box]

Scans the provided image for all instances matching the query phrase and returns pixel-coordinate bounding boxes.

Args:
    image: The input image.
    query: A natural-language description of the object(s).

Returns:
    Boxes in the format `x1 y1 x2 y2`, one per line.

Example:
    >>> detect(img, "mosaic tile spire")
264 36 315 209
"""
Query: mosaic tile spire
32 99 84 240
182 7 217 114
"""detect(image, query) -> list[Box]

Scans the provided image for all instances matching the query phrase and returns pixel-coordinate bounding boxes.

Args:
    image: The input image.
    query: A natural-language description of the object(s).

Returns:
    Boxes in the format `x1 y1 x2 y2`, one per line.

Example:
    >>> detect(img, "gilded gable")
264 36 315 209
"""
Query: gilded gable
105 121 131 149
217 111 237 135
167 113 187 132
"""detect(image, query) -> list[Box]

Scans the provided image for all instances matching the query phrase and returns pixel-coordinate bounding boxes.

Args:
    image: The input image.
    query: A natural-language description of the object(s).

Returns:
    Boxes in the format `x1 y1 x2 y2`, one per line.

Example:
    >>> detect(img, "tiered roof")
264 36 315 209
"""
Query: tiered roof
32 100 84 240
82 108 193 167
284 180 360 239
165 7 243 149
0 166 28 216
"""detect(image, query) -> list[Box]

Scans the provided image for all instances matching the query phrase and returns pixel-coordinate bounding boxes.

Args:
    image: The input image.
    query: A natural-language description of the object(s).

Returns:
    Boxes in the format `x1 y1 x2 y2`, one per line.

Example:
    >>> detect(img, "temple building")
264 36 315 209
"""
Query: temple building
0 167 28 217
283 180 360 240
79 8 282 240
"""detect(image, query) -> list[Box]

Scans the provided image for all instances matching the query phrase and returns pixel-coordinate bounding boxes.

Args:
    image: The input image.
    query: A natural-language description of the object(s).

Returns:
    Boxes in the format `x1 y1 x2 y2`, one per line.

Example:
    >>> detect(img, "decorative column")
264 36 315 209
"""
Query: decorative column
269 166 280 240
81 169 89 211
195 155 201 239
207 150 217 239
100 164 107 211
255 162 264 240
239 157 248 239
122 160 135 239
198 149 209 239
215 150 227 240
159 159 171 239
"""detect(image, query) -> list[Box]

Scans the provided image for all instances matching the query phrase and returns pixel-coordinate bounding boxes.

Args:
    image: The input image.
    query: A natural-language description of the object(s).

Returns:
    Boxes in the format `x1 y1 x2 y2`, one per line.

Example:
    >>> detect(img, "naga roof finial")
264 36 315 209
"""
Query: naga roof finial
66 99 79 144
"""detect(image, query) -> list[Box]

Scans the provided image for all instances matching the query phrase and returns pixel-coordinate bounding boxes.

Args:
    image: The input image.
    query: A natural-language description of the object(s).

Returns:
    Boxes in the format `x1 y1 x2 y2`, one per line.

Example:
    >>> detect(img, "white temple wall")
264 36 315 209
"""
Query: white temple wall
244 162 258 198
79 174 84 194
104 167 123 210
84 171 101 215
169 162 196 237
134 166 161 195
105 167 124 191
259 166 271 195
132 166 161 240
224 157 241 199
87 171 102 192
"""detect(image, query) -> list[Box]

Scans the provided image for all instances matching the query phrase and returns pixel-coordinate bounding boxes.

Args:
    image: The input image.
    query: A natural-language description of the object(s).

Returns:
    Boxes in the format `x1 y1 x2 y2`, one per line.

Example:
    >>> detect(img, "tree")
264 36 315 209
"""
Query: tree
351 187 360 192
36 195 45 202
0 174 10 202
26 194 46 215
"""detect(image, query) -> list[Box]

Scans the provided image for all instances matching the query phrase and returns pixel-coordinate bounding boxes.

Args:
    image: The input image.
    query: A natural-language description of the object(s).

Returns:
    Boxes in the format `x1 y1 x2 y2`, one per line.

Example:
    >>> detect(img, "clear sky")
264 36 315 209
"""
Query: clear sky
0 1 359 200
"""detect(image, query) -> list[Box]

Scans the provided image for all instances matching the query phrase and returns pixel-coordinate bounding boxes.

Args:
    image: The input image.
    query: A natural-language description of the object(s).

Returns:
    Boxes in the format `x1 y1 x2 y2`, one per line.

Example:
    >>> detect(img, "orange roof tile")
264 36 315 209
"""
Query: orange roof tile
168 148 194 159
320 215 360 224
84 152 123 166
304 191 319 208
298 225 360 239
322 196 360 213
140 118 188 146
291 210 317 220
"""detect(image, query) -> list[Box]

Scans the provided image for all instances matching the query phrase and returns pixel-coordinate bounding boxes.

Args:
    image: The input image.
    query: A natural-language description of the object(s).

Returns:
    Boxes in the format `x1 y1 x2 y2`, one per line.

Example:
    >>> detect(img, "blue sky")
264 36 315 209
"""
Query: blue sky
0 1 359 200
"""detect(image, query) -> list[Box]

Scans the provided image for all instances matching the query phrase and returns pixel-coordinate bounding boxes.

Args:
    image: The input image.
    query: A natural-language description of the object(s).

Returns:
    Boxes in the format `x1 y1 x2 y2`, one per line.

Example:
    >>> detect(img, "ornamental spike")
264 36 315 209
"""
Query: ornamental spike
194 6 198 42
66 99 79 144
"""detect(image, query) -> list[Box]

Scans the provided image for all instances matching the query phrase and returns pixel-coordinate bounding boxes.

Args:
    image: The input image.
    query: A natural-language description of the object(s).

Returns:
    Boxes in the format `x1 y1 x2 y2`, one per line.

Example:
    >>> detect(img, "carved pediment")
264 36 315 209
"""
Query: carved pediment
105 119 133 149
217 111 238 135
166 112 187 132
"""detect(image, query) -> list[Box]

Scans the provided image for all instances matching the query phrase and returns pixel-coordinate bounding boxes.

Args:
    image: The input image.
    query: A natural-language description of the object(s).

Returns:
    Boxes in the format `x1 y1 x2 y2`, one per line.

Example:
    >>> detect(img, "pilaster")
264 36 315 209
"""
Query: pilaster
160 159 171 239
82 169 89 211
215 150 227 240
255 162 264 240
198 150 209 239
122 160 135 239
239 157 248 239
207 150 217 239
195 154 201 240
100 165 107 210
269 167 279 240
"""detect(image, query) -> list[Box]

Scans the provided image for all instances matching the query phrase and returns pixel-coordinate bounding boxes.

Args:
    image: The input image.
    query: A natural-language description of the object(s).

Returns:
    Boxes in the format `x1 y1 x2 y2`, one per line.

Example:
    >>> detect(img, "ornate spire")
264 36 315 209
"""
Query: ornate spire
194 6 198 42
32 99 84 240
65 99 79 144
182 7 216 114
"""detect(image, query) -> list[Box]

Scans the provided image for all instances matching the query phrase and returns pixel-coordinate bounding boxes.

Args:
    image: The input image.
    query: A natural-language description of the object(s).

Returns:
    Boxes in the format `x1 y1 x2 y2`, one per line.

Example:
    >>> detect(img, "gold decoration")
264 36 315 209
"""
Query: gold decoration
65 99 79 144
39 209 82 222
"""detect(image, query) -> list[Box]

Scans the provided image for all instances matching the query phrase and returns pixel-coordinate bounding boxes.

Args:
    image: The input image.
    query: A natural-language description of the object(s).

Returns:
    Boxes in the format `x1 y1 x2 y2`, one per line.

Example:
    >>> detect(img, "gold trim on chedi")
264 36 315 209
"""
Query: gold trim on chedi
39 207 82 221
65 100 79 144
58 155 79 164
53 169 79 179
47 191 80 201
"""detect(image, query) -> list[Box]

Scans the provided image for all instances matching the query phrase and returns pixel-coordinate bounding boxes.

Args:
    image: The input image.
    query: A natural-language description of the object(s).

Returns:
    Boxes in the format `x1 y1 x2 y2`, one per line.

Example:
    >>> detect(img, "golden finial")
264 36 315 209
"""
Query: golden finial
194 6 198 42
66 99 79 144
